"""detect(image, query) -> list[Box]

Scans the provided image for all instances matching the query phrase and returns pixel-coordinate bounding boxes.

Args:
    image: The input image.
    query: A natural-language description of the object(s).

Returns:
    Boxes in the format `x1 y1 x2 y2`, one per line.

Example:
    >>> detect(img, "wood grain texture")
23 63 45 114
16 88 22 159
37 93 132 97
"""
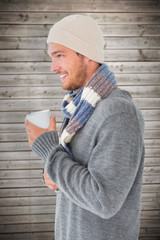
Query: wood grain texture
0 0 159 12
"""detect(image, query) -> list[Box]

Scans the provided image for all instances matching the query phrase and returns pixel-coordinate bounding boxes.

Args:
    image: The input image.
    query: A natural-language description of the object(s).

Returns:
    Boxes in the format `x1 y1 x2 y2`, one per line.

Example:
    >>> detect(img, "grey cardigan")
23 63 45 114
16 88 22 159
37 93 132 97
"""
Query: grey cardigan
32 88 145 240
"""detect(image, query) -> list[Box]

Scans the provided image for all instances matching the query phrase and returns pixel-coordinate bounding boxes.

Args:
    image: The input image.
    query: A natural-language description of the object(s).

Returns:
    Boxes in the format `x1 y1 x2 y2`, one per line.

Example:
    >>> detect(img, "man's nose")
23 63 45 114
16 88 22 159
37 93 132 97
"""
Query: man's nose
50 60 60 73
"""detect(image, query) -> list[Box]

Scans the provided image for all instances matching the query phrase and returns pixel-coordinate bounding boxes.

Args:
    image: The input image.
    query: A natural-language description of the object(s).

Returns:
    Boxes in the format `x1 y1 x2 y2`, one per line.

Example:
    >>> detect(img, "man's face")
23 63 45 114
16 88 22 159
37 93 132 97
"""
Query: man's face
48 43 89 91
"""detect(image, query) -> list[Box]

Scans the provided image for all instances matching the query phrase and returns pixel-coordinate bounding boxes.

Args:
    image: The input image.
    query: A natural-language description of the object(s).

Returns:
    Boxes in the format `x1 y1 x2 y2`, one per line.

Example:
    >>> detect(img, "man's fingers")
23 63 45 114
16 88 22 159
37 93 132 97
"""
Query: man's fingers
25 120 40 131
47 184 58 190
43 170 58 190
49 115 56 131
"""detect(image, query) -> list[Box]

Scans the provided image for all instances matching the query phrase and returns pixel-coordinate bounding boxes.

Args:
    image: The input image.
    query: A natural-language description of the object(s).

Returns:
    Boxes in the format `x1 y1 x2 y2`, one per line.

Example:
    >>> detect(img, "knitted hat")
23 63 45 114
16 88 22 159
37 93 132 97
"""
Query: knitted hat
47 15 104 64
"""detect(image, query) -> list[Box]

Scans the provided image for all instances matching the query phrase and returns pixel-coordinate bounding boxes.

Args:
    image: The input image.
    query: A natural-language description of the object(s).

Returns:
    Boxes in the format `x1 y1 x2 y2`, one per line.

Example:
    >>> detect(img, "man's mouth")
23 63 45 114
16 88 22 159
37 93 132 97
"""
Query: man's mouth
60 74 68 83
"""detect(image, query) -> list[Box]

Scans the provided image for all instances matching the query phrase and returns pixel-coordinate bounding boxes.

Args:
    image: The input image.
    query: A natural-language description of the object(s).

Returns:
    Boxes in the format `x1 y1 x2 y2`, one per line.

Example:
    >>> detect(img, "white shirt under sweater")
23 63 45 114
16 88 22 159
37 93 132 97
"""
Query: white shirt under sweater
32 88 145 240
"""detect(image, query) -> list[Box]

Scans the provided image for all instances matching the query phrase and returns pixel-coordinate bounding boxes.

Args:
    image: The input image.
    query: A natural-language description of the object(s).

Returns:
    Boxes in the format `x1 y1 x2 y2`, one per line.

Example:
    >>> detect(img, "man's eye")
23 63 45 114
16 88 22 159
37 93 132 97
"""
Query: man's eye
57 54 63 57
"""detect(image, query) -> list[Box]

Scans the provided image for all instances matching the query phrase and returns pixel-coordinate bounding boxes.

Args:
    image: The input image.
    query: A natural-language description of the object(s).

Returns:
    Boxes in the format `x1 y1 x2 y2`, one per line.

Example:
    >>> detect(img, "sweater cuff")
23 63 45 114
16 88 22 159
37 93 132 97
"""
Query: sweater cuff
31 131 61 162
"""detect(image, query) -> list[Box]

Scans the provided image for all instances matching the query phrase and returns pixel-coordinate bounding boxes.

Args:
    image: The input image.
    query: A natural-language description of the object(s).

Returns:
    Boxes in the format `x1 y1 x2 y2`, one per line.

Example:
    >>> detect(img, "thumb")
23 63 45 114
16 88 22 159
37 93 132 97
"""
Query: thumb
49 114 56 131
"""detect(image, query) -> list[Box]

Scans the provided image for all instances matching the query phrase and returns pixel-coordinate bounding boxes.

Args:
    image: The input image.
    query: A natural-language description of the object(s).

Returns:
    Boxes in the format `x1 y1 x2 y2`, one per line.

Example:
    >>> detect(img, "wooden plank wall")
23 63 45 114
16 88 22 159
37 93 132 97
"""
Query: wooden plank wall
0 0 160 239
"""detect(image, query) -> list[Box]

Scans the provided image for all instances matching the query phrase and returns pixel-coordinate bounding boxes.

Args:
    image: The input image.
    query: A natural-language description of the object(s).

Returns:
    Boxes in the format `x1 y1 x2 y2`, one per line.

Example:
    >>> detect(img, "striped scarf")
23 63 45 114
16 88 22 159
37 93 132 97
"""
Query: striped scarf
59 63 117 155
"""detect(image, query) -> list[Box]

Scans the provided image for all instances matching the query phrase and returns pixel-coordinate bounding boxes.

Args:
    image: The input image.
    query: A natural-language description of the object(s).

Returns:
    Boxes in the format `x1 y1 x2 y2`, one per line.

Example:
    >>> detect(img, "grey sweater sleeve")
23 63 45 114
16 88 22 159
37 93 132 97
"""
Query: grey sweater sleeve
32 113 144 219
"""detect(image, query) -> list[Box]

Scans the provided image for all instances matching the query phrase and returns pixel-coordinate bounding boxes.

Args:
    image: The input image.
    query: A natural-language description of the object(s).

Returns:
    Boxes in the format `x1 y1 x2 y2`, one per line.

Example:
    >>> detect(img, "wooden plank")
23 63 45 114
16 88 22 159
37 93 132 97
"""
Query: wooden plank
1 167 159 180
140 227 160 236
144 158 160 166
142 192 160 202
141 210 160 220
0 37 47 50
0 74 160 87
0 222 153 236
0 159 43 170
1 49 160 62
144 130 160 139
0 222 55 233
117 74 160 86
0 136 159 152
143 175 160 184
0 152 38 161
142 184 160 193
0 214 55 224
0 0 159 12
0 142 31 152
0 99 62 111
0 205 56 215
1 132 160 148
104 49 160 62
0 49 48 62
119 85 160 98
1 160 160 174
0 62 51 74
142 110 160 121
0 168 159 180
0 232 54 240
101 24 160 37
0 169 43 179
143 166 160 175
0 175 159 189
139 237 160 240
104 37 160 49
0 111 63 123
0 128 159 142
144 121 160 130
0 196 56 206
142 201 160 211
0 24 160 37
0 133 28 142
0 122 159 136
1 36 160 50
0 186 157 199
1 86 159 99
0 159 42 170
0 12 160 24
138 236 159 240
0 204 158 219
0 74 60 87
0 62 159 74
0 148 160 165
140 219 160 228
145 148 160 158
0 98 159 112
0 123 61 133
0 157 159 170
134 98 160 109
0 185 154 199
0 187 55 198
0 62 160 74
0 109 159 126
0 179 45 188
0 192 159 207
0 86 64 99
144 139 160 148
0 121 159 134
0 212 157 226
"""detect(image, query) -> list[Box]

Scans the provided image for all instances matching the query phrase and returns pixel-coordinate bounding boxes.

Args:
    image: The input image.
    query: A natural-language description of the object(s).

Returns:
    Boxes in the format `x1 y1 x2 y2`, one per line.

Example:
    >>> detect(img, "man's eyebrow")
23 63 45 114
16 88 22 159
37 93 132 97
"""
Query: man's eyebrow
48 51 64 57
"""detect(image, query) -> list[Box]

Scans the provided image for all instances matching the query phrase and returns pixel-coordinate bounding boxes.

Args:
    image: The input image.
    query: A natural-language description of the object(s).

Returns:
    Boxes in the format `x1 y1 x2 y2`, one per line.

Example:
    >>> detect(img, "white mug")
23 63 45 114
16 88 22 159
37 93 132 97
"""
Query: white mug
25 110 51 129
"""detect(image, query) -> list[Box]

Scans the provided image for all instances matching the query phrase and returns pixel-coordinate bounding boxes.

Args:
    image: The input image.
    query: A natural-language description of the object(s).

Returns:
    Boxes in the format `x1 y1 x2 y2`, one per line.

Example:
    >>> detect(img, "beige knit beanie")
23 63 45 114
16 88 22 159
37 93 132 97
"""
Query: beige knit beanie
47 15 104 64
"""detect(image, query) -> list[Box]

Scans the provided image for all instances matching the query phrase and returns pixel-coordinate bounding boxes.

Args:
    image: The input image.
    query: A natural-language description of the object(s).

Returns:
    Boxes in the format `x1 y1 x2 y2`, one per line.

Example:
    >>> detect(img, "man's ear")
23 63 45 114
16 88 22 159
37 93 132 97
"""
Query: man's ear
84 56 92 64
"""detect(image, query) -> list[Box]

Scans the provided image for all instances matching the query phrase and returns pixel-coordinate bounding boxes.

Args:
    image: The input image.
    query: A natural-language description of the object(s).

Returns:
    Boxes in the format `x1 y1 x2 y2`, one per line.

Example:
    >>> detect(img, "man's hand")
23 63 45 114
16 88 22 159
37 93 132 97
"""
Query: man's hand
25 114 56 147
43 170 58 190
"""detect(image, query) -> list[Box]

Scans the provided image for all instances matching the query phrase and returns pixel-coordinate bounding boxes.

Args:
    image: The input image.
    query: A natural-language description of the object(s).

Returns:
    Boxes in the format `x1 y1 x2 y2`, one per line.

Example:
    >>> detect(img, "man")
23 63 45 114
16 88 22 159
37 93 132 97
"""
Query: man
25 15 145 240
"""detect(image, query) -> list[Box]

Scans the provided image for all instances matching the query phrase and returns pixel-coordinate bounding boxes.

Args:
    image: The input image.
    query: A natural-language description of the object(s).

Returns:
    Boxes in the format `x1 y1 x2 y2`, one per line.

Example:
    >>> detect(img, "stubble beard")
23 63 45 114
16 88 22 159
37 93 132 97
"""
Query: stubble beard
68 58 88 91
